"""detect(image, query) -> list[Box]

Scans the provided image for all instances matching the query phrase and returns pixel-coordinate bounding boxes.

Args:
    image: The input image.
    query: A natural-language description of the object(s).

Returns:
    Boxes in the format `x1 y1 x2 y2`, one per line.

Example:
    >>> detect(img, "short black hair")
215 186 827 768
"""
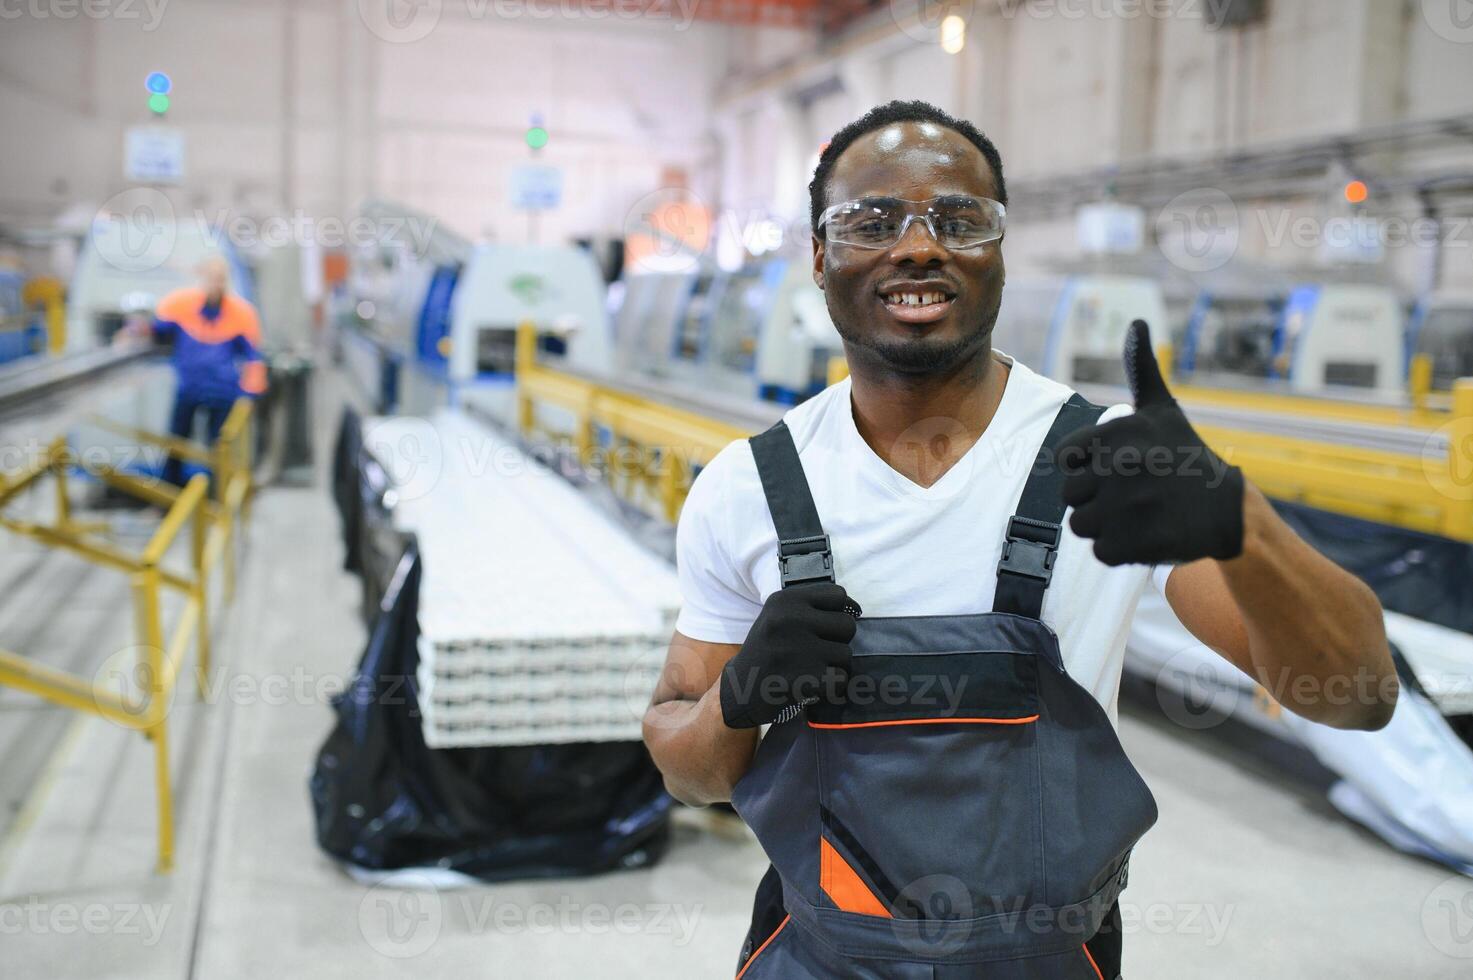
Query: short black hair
808 99 1007 233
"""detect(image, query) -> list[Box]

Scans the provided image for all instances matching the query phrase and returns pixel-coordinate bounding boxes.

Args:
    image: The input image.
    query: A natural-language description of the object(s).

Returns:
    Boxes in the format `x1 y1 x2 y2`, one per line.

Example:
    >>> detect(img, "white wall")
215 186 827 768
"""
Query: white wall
0 0 732 248
713 0 1473 292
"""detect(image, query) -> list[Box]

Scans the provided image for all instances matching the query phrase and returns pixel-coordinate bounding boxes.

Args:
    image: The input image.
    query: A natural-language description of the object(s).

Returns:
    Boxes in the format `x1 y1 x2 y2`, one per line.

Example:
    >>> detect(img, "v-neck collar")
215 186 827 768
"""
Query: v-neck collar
841 351 1020 502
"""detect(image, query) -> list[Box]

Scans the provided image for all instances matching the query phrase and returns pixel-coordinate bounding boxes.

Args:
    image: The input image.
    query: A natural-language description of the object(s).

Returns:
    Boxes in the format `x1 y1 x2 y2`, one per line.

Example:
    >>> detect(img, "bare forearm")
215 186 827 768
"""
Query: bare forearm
1217 484 1397 729
643 684 758 806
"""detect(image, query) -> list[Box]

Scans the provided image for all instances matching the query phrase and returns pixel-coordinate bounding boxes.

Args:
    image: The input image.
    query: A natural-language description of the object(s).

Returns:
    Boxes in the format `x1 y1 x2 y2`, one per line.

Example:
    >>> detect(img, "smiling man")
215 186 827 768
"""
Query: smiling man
643 100 1396 979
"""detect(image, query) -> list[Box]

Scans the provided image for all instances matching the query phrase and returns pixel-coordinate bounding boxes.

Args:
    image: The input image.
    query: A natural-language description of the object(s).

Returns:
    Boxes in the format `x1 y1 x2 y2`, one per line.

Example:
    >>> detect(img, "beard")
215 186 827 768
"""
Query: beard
831 293 1001 376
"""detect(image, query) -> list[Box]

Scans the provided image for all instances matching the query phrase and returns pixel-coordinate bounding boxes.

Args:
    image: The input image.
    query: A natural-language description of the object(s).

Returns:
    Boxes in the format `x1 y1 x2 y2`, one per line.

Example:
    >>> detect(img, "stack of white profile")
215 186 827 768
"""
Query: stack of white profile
361 410 680 747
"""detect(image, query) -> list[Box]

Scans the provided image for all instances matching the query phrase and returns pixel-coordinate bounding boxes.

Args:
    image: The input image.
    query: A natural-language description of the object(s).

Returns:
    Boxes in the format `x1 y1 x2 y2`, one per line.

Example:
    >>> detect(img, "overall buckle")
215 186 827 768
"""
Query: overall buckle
778 534 834 586
999 517 1061 586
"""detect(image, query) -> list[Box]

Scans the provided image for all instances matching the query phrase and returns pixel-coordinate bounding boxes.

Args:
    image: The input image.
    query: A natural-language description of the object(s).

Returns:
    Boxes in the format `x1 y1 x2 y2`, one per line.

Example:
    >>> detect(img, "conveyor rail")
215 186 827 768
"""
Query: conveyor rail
0 344 150 417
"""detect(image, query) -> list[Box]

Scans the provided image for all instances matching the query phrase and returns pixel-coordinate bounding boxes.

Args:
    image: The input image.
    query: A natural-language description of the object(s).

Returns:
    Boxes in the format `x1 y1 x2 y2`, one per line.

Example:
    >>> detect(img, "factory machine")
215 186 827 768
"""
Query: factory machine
0 268 45 367
338 206 612 420
993 273 1170 387
447 242 611 382
613 257 842 404
337 200 473 415
1407 290 1473 392
1177 271 1406 396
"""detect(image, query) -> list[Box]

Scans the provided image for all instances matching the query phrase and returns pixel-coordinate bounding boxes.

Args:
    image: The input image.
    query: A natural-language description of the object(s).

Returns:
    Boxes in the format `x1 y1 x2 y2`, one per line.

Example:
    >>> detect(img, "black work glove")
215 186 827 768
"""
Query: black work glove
1059 320 1245 566
719 583 858 729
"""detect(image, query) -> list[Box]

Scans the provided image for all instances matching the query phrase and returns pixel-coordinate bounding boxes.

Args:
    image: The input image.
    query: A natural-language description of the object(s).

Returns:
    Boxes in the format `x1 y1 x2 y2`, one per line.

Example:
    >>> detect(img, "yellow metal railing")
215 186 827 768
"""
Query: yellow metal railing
517 326 1473 542
1191 378 1473 542
0 399 255 873
515 324 747 521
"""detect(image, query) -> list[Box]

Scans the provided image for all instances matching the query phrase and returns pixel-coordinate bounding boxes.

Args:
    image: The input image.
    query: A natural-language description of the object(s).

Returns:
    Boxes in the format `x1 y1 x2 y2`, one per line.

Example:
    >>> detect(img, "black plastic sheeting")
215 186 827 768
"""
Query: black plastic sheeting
1272 500 1473 636
331 407 417 624
310 542 673 881
330 407 364 575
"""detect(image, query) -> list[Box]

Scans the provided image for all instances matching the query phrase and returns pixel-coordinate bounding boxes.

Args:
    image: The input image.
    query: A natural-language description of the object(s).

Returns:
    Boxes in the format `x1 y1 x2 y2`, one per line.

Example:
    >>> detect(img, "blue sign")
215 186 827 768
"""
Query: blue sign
145 71 172 95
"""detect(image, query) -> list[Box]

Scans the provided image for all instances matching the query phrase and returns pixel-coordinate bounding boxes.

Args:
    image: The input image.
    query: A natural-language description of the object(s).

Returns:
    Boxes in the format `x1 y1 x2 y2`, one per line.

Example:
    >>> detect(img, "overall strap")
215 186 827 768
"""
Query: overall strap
993 393 1107 619
749 420 835 588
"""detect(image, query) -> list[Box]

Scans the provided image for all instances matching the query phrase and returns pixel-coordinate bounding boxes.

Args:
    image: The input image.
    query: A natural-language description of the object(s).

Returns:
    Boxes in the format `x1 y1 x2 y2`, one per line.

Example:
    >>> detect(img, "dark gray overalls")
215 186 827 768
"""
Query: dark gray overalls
730 394 1159 979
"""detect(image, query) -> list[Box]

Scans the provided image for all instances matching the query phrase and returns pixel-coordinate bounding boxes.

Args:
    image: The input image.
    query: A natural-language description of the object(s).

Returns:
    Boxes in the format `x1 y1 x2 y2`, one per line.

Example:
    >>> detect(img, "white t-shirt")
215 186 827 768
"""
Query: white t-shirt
674 351 1173 725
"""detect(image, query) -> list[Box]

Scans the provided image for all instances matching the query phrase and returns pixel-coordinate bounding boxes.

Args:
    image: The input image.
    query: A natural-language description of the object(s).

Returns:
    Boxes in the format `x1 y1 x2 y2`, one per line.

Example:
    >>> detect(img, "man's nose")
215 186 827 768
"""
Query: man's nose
888 215 947 264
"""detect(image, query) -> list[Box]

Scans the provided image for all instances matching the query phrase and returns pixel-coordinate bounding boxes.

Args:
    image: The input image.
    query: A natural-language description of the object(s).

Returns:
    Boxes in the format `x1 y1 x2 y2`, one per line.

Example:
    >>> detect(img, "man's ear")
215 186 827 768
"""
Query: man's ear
811 234 825 289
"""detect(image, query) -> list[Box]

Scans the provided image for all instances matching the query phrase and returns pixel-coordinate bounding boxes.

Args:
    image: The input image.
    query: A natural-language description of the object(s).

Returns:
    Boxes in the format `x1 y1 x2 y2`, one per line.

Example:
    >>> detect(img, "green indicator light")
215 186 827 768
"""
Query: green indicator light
525 126 548 149
148 93 170 114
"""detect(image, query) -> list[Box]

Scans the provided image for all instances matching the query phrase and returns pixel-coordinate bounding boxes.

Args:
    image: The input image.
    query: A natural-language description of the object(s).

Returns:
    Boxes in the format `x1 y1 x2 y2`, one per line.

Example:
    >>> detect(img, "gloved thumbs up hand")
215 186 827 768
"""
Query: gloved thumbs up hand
1058 320 1245 566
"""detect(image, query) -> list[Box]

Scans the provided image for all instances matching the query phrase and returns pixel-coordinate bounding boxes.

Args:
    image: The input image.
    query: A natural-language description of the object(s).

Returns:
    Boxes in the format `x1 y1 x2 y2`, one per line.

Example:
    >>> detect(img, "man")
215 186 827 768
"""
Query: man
643 100 1396 978
150 256 267 485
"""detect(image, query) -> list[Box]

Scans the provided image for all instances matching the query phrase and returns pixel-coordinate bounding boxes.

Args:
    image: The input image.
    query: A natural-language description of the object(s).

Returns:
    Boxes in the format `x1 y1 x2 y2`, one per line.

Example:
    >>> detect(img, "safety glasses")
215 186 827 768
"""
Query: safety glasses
818 195 1007 250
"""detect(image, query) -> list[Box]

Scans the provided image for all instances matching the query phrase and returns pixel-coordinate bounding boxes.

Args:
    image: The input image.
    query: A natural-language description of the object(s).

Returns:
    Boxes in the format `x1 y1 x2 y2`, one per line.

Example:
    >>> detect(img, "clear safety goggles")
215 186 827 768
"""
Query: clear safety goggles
818 195 1007 251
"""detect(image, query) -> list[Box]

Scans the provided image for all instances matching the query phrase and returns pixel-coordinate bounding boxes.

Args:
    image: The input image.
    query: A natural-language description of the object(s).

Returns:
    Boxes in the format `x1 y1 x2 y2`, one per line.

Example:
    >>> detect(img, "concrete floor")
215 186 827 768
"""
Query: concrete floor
1 369 1470 978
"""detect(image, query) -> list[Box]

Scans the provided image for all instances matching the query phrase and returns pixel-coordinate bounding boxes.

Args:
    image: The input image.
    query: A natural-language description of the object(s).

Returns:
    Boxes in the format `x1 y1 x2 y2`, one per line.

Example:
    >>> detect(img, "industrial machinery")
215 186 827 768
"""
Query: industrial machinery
447 242 611 381
0 268 44 367
338 205 613 418
1177 268 1406 395
614 267 701 381
612 257 841 404
337 200 472 414
1407 290 1473 392
993 274 1170 387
